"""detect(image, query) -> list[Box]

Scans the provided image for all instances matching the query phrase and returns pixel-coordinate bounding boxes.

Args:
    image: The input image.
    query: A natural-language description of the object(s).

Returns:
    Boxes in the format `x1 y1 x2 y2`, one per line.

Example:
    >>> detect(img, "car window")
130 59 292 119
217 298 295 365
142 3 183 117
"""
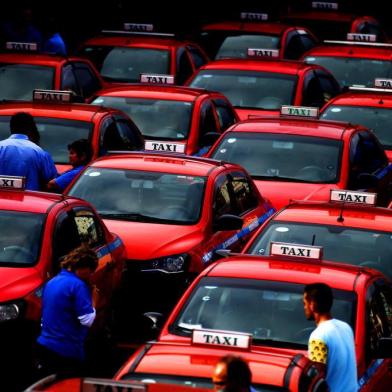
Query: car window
114 117 144 150
284 31 306 60
213 98 237 131
316 70 340 103
213 174 235 219
61 64 80 95
199 100 219 144
176 47 194 85
298 32 317 53
302 71 325 107
73 207 106 248
187 45 207 69
228 171 259 215
73 62 101 98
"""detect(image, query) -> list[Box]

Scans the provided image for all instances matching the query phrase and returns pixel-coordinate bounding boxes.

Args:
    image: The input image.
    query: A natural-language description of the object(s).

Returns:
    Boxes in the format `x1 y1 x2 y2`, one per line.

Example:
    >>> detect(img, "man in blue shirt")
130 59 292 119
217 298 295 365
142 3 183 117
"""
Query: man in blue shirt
47 139 92 192
0 112 57 190
42 16 67 56
36 245 99 377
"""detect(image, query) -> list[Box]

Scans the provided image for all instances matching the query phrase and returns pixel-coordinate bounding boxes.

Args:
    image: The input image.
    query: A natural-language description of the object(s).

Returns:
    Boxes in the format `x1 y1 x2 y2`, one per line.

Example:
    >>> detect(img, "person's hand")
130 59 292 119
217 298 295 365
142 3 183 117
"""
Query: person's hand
91 285 100 307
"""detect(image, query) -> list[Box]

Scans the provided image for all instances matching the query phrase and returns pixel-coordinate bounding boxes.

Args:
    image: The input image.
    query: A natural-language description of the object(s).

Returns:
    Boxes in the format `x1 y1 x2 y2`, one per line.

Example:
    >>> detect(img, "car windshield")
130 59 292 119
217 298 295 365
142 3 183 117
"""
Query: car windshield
304 56 391 88
189 70 296 110
172 277 356 347
0 64 54 100
216 34 280 59
321 105 392 149
122 373 283 392
209 132 341 183
247 221 392 279
0 117 92 164
81 46 170 82
69 168 206 224
92 96 193 140
0 210 45 266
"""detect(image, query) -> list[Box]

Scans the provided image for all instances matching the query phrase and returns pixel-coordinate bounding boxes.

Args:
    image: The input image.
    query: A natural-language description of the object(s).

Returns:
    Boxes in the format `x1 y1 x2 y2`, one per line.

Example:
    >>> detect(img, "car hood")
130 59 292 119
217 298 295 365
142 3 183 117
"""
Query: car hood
130 342 304 387
103 219 203 259
254 180 333 210
55 163 72 174
234 107 280 121
0 266 42 302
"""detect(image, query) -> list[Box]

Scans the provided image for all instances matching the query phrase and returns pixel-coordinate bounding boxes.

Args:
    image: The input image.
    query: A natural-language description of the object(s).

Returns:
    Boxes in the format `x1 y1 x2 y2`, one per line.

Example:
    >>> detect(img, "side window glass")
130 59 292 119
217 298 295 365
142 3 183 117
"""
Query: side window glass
187 46 207 69
73 62 101 98
378 285 392 336
199 100 219 145
73 208 106 248
299 33 317 52
213 98 237 131
52 211 81 266
176 47 194 85
213 175 234 219
100 117 119 153
229 171 258 215
284 32 304 60
61 64 80 95
302 73 324 107
316 71 341 103
114 118 144 151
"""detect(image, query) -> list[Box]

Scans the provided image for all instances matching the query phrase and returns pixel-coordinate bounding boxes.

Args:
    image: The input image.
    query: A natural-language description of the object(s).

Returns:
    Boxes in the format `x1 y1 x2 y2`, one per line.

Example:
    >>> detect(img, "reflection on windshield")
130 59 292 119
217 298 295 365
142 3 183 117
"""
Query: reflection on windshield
85 46 170 82
210 132 341 183
0 64 54 100
248 221 392 278
321 105 392 149
92 97 192 140
189 70 296 109
69 168 206 224
304 56 391 88
216 35 280 59
173 278 355 346
0 117 91 164
0 211 44 266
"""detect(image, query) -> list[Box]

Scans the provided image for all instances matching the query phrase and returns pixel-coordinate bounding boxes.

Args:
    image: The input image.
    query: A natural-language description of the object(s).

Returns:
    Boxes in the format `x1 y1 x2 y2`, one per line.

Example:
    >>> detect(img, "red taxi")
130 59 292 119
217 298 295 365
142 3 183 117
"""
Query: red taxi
206 106 392 209
282 2 387 41
320 80 392 161
0 176 125 388
77 26 208 85
199 12 318 60
0 90 144 173
242 189 392 280
302 38 392 89
0 46 104 101
186 59 340 120
115 246 392 392
90 84 238 155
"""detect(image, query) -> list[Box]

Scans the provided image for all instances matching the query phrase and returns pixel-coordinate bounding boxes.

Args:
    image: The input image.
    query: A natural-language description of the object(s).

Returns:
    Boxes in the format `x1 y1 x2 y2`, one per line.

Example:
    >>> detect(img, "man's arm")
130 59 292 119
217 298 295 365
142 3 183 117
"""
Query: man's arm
309 338 328 365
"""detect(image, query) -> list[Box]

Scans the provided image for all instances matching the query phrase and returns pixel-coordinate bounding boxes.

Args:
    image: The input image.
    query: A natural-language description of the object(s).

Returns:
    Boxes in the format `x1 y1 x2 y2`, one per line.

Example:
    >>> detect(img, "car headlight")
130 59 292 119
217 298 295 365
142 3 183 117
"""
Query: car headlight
146 253 189 273
0 303 20 322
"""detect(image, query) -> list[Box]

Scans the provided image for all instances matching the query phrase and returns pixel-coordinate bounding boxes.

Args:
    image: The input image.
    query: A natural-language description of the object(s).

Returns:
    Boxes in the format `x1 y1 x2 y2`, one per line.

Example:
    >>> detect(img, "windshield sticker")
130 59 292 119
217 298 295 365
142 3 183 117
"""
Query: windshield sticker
87 171 101 177
93 98 104 104
273 141 294 149
227 138 237 144
305 57 316 62
262 290 291 301
331 107 341 112
276 227 289 232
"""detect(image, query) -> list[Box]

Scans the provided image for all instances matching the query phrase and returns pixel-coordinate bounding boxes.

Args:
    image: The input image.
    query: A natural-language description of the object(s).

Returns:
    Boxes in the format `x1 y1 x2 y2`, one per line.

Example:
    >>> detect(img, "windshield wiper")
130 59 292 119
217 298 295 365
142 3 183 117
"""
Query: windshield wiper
100 212 184 224
251 175 313 183
252 338 306 349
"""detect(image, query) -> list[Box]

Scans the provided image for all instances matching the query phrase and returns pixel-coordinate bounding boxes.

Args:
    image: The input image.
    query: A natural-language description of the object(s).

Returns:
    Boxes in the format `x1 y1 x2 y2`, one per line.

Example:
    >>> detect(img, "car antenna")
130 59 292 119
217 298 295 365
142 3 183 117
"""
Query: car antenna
337 200 345 222
311 234 316 246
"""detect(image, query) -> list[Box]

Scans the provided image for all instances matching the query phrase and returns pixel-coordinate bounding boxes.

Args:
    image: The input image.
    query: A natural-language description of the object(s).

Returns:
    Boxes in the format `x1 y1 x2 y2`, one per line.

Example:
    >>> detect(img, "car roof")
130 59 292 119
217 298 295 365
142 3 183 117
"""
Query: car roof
205 256 377 292
94 85 212 102
82 35 182 50
0 53 69 65
0 102 113 122
273 201 392 232
202 21 291 35
198 58 313 75
325 91 392 109
304 45 392 60
224 117 358 140
0 190 68 214
89 153 231 176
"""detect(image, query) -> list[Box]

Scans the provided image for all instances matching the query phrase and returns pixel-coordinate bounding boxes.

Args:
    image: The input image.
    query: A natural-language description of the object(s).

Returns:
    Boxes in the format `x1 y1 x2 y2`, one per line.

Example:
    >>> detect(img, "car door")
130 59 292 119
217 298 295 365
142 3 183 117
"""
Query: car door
361 280 392 391
348 131 392 206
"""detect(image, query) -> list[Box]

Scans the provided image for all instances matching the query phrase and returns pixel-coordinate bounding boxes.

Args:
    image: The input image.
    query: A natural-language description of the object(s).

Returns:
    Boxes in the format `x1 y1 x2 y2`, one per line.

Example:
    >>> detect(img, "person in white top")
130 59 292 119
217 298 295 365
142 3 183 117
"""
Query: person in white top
303 283 357 392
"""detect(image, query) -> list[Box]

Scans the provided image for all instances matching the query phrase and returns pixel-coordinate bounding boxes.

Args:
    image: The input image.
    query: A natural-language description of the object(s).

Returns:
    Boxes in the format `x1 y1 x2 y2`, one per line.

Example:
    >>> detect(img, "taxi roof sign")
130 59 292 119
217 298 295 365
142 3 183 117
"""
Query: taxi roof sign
270 242 323 260
33 89 73 103
247 48 279 58
6 41 38 51
123 23 154 32
374 79 392 89
330 190 377 205
140 73 175 84
347 33 377 42
281 105 319 118
240 12 268 21
193 329 251 349
312 2 338 9
0 176 25 190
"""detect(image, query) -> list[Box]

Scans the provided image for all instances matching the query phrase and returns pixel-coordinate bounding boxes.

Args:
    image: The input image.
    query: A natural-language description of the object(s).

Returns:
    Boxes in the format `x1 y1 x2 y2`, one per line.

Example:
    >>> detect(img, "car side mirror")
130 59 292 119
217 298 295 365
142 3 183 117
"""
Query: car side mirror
375 337 392 358
358 173 378 189
201 132 220 147
143 312 164 337
213 214 243 232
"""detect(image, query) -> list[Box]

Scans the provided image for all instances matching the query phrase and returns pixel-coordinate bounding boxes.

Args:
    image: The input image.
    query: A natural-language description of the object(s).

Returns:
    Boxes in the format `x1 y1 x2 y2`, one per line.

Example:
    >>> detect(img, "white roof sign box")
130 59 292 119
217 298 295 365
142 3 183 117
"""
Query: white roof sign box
375 79 392 89
247 48 279 58
6 41 38 51
270 242 323 260
330 190 377 205
240 12 268 21
312 2 338 10
33 89 73 103
123 23 154 32
280 105 319 117
140 74 175 84
0 176 25 190
347 33 377 42
145 140 185 153
193 329 251 349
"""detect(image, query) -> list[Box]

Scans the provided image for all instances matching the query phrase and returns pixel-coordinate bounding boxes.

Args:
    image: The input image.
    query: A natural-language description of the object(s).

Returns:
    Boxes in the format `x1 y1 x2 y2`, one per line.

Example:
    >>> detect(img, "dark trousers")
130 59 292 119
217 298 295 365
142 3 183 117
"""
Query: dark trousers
34 343 85 381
